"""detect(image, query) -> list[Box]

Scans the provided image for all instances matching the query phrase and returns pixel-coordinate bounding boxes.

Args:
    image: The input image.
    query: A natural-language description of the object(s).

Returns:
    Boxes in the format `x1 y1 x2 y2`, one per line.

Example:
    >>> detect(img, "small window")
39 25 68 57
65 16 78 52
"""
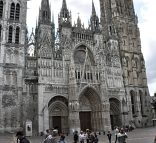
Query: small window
15 26 20 44
10 3 15 20
8 26 13 43
43 11 48 20
15 3 20 21
0 1 3 18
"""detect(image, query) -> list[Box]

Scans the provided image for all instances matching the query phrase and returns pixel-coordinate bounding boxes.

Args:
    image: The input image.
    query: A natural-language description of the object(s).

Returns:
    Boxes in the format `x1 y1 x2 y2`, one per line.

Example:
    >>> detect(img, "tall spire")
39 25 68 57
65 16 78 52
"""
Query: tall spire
59 0 71 28
62 0 67 10
92 0 96 16
39 0 51 25
77 15 82 27
90 0 100 33
41 0 49 6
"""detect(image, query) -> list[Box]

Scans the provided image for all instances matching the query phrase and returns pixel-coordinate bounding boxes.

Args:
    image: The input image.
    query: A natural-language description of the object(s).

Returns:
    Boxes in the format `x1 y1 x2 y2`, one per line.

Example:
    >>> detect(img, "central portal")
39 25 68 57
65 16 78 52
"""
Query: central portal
79 111 91 131
79 87 103 132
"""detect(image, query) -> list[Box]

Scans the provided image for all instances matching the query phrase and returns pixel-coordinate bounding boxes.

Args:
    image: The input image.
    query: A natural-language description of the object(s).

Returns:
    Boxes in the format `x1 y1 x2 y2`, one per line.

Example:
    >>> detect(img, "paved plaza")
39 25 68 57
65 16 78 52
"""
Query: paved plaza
0 127 155 143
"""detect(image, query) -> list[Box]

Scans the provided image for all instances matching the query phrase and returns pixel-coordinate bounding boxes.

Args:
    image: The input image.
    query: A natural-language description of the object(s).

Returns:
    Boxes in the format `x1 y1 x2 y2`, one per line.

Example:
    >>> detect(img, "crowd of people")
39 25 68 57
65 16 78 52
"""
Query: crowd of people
15 127 156 143
73 127 128 143
73 129 98 143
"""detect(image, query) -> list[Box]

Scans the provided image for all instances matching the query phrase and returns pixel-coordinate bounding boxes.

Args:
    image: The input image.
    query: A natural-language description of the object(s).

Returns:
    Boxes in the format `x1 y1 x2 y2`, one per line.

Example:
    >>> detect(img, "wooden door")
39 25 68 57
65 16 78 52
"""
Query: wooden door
53 116 62 133
79 112 91 131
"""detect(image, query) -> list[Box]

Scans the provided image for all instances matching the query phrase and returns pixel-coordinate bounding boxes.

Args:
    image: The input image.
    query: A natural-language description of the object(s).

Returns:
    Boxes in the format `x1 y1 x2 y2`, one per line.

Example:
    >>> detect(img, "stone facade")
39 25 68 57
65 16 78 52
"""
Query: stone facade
0 0 153 134
0 0 27 132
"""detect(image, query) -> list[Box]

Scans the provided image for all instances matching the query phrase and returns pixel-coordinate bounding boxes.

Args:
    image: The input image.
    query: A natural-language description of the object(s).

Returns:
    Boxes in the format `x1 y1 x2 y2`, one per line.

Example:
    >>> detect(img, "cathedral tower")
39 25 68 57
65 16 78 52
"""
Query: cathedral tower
99 0 152 127
58 0 72 29
90 1 100 33
0 0 27 132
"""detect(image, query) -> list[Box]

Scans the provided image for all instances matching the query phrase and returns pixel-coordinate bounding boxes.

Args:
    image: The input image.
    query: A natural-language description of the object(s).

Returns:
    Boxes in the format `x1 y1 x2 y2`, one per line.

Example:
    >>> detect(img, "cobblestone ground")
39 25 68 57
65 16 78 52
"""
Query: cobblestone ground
0 127 155 143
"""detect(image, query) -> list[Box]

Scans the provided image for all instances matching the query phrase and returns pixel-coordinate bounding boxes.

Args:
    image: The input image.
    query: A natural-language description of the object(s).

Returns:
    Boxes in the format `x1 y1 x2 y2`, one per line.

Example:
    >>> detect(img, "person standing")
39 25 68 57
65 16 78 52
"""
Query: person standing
94 132 98 143
117 128 128 143
45 129 50 139
16 131 30 143
114 127 119 143
107 131 112 143
74 131 79 143
79 131 85 143
51 129 59 143
85 129 90 143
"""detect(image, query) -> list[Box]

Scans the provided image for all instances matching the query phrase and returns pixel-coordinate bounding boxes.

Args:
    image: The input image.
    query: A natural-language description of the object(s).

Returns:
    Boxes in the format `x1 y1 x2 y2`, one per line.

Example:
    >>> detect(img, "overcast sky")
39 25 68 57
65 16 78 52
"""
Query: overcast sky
27 0 156 96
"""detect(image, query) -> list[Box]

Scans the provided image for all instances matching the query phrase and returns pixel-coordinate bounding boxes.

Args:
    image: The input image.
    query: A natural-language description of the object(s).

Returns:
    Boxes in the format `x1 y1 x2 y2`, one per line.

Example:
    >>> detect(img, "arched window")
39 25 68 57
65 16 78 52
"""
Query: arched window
130 90 136 115
12 71 17 85
15 26 20 44
43 11 48 19
15 3 20 21
8 26 13 43
0 24 2 40
0 1 3 18
139 90 144 116
10 3 15 20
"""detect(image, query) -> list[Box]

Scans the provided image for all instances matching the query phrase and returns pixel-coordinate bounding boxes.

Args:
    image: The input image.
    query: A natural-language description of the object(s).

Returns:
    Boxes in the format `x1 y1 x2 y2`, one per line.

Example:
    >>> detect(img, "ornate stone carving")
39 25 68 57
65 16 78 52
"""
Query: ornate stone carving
2 94 16 108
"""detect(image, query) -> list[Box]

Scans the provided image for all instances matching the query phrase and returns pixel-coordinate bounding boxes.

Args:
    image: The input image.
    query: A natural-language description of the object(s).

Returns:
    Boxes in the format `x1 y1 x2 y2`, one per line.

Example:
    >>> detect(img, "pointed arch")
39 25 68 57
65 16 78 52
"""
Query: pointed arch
15 26 20 44
0 1 3 18
48 96 68 133
8 26 13 43
109 98 121 115
139 90 144 116
79 86 101 109
109 98 122 129
15 3 20 21
79 86 102 131
10 3 15 20
130 90 136 115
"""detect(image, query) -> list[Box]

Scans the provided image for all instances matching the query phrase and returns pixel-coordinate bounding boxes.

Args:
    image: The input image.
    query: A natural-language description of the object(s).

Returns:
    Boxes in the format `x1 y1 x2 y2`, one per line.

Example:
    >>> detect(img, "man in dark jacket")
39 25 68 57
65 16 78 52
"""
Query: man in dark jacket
16 131 30 143
73 131 79 143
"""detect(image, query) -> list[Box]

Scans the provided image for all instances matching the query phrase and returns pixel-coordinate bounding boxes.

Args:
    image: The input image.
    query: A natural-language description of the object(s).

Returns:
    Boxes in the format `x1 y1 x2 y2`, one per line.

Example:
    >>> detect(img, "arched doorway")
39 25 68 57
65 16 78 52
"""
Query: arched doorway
48 96 68 133
79 87 102 131
109 98 121 129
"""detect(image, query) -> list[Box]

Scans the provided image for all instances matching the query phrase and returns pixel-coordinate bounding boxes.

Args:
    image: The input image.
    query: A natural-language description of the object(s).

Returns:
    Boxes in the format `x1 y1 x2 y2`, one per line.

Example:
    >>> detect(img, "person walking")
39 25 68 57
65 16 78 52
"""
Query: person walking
114 127 119 143
117 128 128 143
16 131 30 143
107 131 112 143
94 132 98 143
74 131 79 143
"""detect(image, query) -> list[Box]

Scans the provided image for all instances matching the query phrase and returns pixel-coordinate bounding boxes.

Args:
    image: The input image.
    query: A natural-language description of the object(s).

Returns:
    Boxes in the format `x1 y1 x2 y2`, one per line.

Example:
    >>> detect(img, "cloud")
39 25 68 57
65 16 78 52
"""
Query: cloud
27 0 156 96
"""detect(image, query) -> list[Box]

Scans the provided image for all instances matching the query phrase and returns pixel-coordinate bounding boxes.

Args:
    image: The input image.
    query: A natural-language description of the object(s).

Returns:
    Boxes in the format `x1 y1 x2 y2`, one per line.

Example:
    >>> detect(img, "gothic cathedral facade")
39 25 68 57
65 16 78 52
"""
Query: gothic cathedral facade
0 0 153 134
